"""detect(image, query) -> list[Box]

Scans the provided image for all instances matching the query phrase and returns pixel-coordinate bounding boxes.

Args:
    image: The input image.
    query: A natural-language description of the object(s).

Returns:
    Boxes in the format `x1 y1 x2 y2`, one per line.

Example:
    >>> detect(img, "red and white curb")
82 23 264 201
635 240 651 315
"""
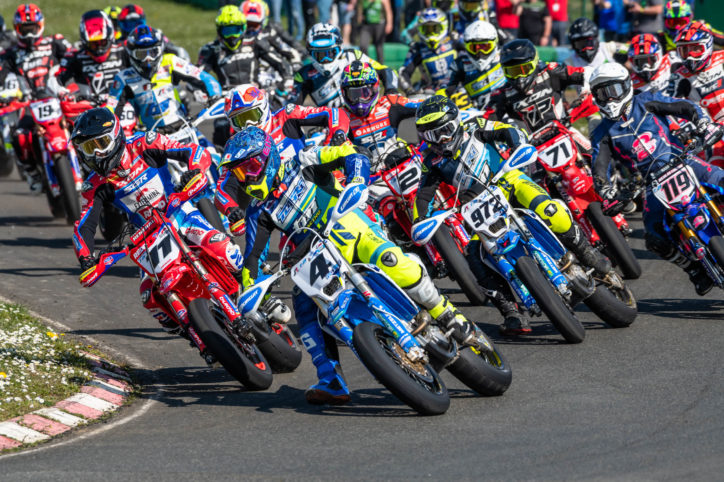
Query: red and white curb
0 351 132 452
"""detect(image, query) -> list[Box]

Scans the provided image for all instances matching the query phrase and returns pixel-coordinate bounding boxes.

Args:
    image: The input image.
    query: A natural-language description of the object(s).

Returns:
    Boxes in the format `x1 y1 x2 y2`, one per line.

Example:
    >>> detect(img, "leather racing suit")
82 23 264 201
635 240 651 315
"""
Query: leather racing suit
52 42 128 96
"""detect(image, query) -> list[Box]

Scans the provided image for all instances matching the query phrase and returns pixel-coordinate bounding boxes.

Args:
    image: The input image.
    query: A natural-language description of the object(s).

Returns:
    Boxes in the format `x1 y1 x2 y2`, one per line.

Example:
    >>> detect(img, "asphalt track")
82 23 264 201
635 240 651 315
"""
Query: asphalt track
2 158 724 479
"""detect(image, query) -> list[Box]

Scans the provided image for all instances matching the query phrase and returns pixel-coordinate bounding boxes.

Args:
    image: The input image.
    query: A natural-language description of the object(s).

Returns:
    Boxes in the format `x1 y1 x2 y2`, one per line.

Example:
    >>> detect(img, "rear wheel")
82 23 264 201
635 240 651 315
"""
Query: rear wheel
353 322 449 415
515 255 585 343
254 323 303 373
587 201 641 279
433 224 488 305
189 298 273 390
55 156 80 225
446 345 512 396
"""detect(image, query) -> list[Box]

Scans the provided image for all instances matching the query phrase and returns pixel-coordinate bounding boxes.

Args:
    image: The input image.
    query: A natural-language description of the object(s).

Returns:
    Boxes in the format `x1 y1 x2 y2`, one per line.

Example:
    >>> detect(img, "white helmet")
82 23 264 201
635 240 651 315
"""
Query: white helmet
224 84 271 132
463 20 499 70
589 63 633 120
306 23 343 75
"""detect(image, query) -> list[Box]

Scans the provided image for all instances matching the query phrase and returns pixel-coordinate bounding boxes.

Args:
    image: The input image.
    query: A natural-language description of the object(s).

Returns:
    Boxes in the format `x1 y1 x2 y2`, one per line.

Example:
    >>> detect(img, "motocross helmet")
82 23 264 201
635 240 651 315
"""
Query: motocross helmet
415 95 463 158
463 20 498 70
215 5 246 51
500 39 539 93
675 21 714 73
460 0 485 22
589 63 633 120
568 17 599 63
220 126 282 201
240 0 265 35
664 1 693 39
13 4 44 48
104 6 123 40
628 34 664 82
118 4 146 38
224 84 271 132
307 23 343 75
341 61 380 118
71 107 126 177
432 0 453 11
79 10 115 63
126 25 165 79
417 8 448 50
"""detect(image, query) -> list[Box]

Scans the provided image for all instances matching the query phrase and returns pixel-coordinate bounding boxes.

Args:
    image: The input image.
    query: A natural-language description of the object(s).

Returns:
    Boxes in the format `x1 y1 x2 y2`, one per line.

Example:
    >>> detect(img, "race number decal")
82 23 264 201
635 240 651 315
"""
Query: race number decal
30 98 62 122
651 163 697 206
538 136 573 169
136 229 180 274
397 162 421 196
461 186 509 237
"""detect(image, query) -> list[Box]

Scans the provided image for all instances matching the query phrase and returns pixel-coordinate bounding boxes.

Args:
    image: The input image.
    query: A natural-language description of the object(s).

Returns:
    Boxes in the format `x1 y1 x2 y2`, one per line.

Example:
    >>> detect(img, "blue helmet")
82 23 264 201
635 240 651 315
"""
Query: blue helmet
220 126 282 201
126 25 164 79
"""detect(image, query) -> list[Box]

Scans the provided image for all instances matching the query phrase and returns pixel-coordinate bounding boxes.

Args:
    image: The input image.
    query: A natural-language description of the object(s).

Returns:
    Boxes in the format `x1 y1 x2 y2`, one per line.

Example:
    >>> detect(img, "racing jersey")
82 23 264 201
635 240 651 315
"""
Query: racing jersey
197 36 292 90
215 104 350 216
657 25 724 54
289 48 398 108
400 37 458 92
2 34 71 95
490 62 585 134
54 43 128 95
73 131 212 258
669 50 724 123
109 53 222 128
446 50 506 109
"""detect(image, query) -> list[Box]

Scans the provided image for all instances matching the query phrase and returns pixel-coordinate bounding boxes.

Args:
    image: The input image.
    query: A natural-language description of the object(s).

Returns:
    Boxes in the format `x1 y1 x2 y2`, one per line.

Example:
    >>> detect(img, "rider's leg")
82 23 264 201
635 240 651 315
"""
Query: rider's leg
293 285 351 405
139 275 184 336
502 170 612 275
12 114 41 193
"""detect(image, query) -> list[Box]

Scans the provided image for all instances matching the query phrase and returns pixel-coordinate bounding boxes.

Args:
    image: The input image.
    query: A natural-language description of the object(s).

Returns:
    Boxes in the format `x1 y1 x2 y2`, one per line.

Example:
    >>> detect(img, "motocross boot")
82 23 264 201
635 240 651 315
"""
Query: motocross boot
559 224 612 276
686 263 714 296
299 320 351 405
24 166 42 194
494 298 531 336
646 235 713 295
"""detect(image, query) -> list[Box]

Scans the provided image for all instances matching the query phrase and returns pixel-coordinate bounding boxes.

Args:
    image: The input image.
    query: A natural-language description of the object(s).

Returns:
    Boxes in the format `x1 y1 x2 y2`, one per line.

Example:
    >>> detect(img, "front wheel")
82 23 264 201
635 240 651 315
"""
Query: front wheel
446 345 512 396
353 322 449 415
55 156 80 225
707 235 724 270
254 323 303 373
583 283 637 328
432 224 487 305
587 202 641 279
515 255 585 343
189 298 273 390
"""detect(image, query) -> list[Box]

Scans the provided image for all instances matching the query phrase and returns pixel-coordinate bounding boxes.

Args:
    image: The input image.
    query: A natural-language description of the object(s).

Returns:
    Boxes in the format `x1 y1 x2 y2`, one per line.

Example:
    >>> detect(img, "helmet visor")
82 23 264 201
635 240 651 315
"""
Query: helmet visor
310 46 340 63
631 54 658 70
592 80 630 104
230 156 265 182
466 40 496 55
75 133 116 158
17 23 40 37
503 60 536 79
88 38 111 55
219 25 244 38
419 119 458 144
230 107 264 130
665 16 690 31
131 45 163 62
343 85 375 104
460 1 481 12
420 23 444 37
571 36 596 52
677 42 706 59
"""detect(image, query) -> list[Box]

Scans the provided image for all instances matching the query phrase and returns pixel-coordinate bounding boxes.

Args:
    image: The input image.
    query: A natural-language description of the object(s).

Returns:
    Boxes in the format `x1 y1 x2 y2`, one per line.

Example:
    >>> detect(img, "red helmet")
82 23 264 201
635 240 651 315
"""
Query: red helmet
13 3 44 47
79 10 115 62
628 34 664 81
118 4 146 38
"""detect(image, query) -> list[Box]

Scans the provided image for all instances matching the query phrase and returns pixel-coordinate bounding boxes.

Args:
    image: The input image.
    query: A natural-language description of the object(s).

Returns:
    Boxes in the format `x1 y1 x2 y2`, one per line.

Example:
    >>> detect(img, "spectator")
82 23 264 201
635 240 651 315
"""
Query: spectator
359 0 393 62
625 0 663 35
389 0 404 41
496 0 522 38
337 0 356 44
546 0 568 45
594 0 631 41
264 0 304 41
516 0 551 45
302 0 317 31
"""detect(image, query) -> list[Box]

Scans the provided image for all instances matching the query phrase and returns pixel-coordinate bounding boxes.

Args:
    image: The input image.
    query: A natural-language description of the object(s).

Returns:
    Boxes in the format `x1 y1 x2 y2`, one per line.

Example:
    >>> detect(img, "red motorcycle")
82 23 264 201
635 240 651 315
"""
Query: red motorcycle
80 174 302 389
530 120 642 279
375 141 488 305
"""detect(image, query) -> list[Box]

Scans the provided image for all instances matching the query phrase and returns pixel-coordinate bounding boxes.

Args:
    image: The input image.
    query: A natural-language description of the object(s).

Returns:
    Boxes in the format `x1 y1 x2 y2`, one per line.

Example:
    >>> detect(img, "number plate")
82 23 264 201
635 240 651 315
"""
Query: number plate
460 186 510 238
652 163 697 207
30 98 62 122
382 158 421 198
119 103 136 128
290 240 345 301
538 135 574 169
131 226 181 275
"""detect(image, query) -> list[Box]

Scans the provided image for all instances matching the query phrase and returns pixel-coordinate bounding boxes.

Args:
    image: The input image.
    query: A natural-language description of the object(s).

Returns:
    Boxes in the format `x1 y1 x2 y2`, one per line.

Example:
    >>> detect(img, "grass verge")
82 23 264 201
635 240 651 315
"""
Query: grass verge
0 302 94 420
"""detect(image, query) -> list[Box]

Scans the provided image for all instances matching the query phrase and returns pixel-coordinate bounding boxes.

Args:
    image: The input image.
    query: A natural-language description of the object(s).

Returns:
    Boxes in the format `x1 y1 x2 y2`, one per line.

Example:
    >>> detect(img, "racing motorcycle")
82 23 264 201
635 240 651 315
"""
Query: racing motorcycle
413 144 637 344
530 120 642 279
0 74 23 177
276 183 511 414
82 173 302 389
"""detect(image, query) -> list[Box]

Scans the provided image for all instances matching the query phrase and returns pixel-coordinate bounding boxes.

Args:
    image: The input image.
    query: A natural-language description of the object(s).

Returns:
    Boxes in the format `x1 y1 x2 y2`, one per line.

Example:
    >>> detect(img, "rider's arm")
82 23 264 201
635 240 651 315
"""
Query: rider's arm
643 92 705 122
215 167 242 216
73 177 114 260
387 94 421 131
107 73 130 116
52 34 72 60
255 38 294 81
286 70 307 105
241 207 275 287
474 118 528 147
549 62 585 89
364 54 400 92
169 55 222 99
300 144 371 185
140 132 213 173
591 134 616 194
413 154 445 221
282 105 350 141
399 45 421 92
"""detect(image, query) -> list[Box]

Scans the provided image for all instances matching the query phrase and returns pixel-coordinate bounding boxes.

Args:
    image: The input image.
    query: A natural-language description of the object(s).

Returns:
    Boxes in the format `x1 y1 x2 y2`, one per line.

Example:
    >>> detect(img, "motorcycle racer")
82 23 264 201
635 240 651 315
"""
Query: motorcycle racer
215 84 350 234
414 95 614 335
109 25 222 130
72 107 244 338
103 6 122 41
3 3 72 193
288 23 399 108
221 126 487 404
240 0 303 73
589 63 724 295
566 17 626 73
628 33 673 93
657 1 724 54
117 4 190 61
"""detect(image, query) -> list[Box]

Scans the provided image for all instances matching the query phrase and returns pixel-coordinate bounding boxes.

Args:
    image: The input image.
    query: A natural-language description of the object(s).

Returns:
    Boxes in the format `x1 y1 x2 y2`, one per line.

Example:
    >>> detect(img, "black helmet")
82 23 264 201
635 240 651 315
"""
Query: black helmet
415 95 463 157
568 17 599 63
70 107 126 177
500 39 539 92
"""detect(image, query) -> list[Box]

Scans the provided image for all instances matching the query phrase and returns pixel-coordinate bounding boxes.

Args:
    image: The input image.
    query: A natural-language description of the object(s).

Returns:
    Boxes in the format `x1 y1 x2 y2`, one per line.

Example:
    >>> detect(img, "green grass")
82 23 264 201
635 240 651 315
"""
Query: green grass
0 0 218 60
0 302 94 420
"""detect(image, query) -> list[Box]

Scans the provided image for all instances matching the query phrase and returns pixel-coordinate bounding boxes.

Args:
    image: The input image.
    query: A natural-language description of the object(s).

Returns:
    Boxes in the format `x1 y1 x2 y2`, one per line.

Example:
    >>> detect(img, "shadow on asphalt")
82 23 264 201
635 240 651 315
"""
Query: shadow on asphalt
71 326 176 341
0 215 64 229
637 298 724 319
0 266 81 277
0 235 73 249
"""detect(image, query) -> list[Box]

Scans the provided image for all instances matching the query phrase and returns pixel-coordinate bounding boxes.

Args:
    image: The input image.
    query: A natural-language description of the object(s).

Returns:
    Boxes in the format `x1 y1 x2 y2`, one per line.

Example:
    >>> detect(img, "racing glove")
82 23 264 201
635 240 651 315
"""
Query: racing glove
595 176 626 216
330 129 348 146
696 119 724 149
227 206 246 236
176 168 201 192
79 255 97 272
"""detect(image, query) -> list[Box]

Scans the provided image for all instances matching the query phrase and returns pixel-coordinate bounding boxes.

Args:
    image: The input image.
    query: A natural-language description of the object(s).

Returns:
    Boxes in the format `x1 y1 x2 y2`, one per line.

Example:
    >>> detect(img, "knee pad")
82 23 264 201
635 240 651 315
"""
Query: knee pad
404 272 443 311
535 199 572 234
374 246 423 288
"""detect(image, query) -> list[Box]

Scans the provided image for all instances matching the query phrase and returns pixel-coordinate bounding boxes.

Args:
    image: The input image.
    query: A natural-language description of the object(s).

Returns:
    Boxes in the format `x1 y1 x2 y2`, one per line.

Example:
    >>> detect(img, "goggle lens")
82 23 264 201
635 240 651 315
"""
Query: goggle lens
131 46 162 61
76 133 115 157
419 119 457 143
311 47 340 63
467 40 496 55
230 107 263 130
230 156 265 182
592 81 629 103
343 85 375 103
677 42 706 59
503 60 536 79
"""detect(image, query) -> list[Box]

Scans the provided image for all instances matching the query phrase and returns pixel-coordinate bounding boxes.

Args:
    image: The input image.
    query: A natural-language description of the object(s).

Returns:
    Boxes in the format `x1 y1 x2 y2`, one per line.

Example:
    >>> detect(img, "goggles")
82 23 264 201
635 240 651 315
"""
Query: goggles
677 42 706 59
418 119 457 144
571 36 596 51
503 60 536 79
120 18 145 33
88 38 111 54
665 16 691 31
310 46 340 63
343 85 375 104
17 23 40 36
420 23 444 37
592 80 630 104
219 25 244 38
631 54 659 70
466 40 496 55
230 156 265 183
460 1 482 12
131 45 163 62
247 21 262 31
230 107 264 130
75 133 116 160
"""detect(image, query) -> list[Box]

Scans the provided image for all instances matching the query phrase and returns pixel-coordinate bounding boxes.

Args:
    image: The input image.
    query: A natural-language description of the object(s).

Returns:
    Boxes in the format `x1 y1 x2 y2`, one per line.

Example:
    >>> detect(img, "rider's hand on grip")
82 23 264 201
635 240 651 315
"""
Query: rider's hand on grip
176 168 201 192
601 197 626 216
228 207 246 236
78 256 98 287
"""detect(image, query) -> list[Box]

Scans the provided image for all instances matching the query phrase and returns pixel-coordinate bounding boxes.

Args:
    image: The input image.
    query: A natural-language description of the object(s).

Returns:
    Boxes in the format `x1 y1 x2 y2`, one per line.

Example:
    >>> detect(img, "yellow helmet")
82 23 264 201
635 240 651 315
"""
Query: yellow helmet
103 6 122 40
215 5 246 50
